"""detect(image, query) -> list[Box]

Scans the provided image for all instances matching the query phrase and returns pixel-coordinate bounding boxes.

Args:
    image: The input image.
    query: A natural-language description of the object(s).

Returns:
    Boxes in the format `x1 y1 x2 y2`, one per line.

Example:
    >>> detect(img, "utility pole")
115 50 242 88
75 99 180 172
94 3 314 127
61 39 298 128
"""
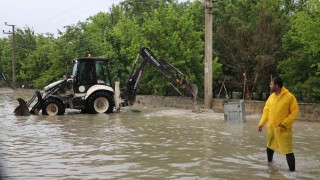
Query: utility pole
3 22 16 90
204 0 213 109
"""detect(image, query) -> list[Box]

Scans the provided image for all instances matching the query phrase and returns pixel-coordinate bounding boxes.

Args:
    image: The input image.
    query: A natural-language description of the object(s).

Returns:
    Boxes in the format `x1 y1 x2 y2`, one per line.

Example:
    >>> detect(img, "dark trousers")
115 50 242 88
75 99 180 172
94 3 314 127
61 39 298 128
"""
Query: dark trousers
267 147 295 172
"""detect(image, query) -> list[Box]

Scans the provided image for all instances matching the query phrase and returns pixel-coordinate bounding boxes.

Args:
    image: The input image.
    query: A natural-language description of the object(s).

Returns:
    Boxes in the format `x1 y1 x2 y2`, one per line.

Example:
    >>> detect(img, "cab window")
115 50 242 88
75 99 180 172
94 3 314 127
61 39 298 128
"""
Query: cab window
95 61 110 85
78 61 95 84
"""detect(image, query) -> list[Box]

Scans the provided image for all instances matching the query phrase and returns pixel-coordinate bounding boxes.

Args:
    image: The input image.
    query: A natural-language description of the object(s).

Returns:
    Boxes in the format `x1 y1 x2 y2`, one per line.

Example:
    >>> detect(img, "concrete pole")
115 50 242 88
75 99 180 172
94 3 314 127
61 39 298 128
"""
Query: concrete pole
204 0 213 109
12 25 16 90
114 81 121 113
3 22 16 90
243 73 246 100
308 73 311 103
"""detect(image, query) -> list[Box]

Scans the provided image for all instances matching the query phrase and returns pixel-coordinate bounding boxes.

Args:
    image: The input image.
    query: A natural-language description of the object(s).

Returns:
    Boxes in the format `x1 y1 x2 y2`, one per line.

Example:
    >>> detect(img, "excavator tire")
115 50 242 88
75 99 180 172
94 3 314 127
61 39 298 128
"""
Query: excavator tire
86 91 114 114
42 98 65 115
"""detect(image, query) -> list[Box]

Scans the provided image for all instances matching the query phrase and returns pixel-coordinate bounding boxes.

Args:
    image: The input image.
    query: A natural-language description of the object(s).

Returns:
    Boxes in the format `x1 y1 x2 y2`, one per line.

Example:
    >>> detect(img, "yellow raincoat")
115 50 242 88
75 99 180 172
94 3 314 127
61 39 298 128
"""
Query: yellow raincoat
259 87 299 154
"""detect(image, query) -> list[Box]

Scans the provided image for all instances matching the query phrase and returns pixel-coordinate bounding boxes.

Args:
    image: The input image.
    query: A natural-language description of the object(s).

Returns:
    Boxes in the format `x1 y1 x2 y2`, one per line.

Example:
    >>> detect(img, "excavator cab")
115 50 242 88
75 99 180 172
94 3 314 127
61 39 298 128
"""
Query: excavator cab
72 58 112 93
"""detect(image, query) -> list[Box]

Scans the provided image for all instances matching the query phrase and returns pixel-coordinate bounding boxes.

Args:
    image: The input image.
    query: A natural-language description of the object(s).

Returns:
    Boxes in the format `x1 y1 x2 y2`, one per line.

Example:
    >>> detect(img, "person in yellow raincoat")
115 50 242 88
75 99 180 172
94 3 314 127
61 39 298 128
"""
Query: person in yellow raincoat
258 77 299 172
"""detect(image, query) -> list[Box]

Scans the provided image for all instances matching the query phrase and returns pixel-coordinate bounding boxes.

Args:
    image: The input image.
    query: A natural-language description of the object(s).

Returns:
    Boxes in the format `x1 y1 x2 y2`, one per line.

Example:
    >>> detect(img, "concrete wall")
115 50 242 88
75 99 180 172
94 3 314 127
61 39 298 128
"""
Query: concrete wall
135 95 320 122
212 99 265 114
212 99 320 122
296 103 320 122
135 95 195 109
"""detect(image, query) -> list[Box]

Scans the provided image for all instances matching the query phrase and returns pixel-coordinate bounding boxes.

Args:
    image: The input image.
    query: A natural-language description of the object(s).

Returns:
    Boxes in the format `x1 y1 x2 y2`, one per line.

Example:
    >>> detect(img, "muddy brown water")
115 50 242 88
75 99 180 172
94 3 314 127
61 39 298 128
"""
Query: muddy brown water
1 90 320 179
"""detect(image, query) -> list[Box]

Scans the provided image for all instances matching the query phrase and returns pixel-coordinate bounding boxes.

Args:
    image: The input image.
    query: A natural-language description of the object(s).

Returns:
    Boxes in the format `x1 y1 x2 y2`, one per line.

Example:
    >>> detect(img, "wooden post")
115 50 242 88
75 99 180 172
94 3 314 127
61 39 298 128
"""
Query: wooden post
308 73 311 103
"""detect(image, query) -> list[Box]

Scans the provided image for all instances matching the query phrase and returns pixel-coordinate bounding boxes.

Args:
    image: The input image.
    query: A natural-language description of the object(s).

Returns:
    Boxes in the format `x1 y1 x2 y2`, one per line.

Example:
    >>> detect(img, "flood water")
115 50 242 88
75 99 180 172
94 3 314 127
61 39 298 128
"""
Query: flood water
1 90 320 179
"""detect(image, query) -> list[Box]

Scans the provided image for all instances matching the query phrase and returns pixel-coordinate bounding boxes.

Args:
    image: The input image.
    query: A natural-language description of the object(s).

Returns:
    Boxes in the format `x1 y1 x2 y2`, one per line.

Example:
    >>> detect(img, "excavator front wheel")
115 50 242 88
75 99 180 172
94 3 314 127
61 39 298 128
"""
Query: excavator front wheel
42 98 65 115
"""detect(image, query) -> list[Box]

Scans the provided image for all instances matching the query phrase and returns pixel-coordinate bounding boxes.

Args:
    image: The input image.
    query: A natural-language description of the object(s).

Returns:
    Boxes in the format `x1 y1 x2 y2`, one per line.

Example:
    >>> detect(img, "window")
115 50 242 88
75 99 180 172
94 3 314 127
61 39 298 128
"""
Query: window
95 61 110 85
78 61 95 84
72 62 78 77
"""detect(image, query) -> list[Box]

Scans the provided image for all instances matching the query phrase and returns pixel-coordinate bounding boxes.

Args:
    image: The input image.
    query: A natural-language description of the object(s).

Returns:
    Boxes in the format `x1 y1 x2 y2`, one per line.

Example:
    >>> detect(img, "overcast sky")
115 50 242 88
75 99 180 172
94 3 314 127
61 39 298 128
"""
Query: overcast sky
0 0 123 38
0 0 188 38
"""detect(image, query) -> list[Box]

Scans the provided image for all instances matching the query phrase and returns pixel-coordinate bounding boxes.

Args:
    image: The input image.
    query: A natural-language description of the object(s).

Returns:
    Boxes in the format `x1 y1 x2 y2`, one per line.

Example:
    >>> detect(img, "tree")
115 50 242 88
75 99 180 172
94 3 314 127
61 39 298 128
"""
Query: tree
279 0 320 102
0 0 229 99
215 0 288 99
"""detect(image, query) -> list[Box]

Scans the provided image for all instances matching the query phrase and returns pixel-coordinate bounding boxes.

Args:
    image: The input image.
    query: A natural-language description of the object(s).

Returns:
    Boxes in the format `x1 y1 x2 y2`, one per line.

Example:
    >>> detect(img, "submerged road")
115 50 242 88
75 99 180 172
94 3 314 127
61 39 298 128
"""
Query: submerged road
1 90 320 179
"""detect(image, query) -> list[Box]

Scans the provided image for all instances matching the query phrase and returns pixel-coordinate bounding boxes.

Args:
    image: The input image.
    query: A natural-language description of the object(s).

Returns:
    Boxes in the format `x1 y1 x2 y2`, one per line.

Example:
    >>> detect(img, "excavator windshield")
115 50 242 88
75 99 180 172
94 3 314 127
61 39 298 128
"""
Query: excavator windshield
72 61 78 77
95 61 111 86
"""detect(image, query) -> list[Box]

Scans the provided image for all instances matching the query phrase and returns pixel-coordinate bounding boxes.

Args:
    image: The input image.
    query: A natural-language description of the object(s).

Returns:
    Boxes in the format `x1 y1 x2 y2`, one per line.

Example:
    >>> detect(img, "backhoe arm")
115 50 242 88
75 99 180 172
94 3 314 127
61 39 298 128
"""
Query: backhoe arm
122 47 198 106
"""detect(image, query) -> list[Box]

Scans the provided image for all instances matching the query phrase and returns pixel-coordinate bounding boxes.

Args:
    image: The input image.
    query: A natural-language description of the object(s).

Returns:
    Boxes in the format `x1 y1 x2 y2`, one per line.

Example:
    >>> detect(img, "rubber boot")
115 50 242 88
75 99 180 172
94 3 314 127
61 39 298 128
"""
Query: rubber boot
267 148 274 162
286 153 295 172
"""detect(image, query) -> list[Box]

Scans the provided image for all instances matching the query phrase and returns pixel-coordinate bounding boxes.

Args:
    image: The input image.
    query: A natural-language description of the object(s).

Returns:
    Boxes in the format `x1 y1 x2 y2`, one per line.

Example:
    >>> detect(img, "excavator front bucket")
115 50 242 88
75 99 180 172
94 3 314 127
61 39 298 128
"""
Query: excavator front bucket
14 91 43 116
14 98 30 116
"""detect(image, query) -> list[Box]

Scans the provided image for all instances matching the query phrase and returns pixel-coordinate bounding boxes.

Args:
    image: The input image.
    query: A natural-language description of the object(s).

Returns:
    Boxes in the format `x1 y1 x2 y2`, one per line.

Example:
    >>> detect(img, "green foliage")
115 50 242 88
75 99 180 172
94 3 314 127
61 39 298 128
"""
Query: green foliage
0 0 318 102
0 0 219 98
214 0 289 99
279 0 320 102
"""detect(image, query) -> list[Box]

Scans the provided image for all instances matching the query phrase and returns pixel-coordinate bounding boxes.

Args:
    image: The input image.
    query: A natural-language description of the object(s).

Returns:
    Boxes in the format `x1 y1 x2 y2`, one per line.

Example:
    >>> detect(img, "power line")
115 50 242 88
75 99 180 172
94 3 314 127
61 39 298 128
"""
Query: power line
33 1 93 28
34 0 171 31
36 0 110 31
